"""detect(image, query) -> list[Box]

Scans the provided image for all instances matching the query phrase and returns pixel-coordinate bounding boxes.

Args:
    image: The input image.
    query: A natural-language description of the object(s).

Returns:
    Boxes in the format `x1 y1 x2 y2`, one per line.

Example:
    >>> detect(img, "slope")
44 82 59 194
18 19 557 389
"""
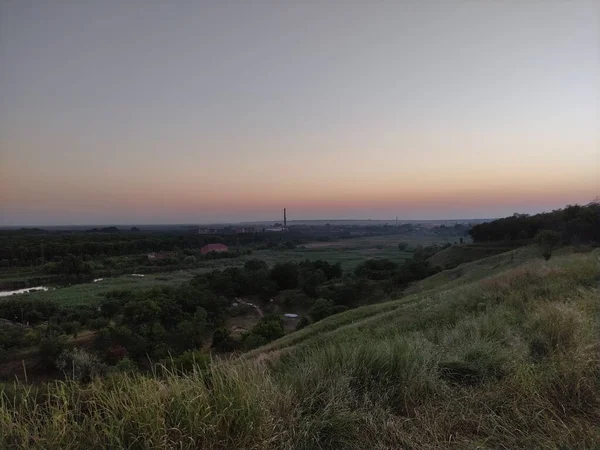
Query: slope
426 240 529 270
1 249 599 449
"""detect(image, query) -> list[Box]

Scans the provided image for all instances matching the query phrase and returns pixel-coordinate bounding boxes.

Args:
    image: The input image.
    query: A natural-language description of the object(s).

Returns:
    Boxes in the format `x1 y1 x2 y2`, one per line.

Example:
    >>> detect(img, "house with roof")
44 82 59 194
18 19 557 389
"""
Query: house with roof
200 243 228 255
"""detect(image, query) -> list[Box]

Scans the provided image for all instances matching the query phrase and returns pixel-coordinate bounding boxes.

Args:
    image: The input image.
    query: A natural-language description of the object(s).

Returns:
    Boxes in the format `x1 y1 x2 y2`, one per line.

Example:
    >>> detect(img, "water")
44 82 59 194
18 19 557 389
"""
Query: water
0 286 49 297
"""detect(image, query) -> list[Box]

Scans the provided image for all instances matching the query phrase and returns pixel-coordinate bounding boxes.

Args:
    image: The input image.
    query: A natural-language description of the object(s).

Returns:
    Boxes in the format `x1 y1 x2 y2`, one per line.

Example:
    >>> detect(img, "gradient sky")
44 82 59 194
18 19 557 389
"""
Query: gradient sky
1 0 598 225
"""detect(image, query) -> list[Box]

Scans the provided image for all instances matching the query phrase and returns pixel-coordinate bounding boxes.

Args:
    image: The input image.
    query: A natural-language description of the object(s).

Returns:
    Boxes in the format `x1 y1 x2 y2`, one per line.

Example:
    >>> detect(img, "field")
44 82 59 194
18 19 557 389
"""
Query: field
12 235 454 307
2 245 598 449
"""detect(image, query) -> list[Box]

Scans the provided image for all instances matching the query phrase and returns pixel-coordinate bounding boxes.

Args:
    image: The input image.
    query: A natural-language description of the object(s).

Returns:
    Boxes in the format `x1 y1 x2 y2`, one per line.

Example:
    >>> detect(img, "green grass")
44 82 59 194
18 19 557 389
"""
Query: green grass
19 271 205 307
427 240 528 269
1 248 599 448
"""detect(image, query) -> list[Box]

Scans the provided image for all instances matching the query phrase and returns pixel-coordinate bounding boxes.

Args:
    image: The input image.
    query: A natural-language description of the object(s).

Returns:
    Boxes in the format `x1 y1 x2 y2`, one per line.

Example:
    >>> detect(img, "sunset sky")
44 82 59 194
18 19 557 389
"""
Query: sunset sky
1 0 598 225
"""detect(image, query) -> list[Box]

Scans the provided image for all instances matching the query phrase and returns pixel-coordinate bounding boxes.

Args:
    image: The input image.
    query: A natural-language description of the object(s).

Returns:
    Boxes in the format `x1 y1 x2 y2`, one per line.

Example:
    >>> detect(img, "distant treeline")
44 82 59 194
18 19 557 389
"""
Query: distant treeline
469 204 600 244
0 231 300 267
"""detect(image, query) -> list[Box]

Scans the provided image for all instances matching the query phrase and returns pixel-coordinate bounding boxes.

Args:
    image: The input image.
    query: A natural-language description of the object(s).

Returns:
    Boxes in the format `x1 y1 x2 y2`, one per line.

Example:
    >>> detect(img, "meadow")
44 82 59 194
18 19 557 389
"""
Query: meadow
2 247 598 449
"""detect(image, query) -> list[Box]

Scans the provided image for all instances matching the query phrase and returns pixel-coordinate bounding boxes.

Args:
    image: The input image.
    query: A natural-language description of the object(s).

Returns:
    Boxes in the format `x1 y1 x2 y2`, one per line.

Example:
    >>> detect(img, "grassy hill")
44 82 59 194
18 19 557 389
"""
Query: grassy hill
426 240 531 270
1 248 599 449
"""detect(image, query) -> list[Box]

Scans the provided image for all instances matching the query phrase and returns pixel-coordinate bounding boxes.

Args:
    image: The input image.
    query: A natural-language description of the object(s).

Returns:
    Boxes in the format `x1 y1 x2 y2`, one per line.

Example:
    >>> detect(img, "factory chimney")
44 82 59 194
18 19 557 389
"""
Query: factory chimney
284 208 287 229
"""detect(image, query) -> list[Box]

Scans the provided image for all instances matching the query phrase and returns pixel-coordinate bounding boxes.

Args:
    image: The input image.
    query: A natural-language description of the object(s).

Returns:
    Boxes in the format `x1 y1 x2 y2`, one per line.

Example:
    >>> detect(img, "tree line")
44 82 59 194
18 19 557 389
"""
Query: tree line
469 204 600 244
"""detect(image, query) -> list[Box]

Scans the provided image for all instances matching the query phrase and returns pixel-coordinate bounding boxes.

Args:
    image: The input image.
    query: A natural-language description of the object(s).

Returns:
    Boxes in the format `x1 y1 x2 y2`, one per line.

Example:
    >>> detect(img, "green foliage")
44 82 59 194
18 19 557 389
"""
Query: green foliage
55 347 107 382
0 326 41 352
295 316 311 331
38 334 67 369
113 357 137 373
535 229 562 260
241 333 268 350
0 298 58 325
299 269 326 297
253 315 285 341
354 258 398 280
211 328 238 353
241 315 286 350
244 259 268 272
168 350 210 373
309 298 335 322
270 262 299 290
470 203 600 243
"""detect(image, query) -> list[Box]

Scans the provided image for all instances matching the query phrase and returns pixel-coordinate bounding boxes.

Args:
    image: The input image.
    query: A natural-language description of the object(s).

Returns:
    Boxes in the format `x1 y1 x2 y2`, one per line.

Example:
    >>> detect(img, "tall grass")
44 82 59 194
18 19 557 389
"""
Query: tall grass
1 251 599 449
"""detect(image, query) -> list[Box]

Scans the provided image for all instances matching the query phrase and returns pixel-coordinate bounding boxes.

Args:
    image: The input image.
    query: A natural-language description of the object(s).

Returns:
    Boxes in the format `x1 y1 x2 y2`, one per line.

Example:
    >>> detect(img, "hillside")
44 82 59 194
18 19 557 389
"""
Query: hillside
1 248 599 449
426 241 529 270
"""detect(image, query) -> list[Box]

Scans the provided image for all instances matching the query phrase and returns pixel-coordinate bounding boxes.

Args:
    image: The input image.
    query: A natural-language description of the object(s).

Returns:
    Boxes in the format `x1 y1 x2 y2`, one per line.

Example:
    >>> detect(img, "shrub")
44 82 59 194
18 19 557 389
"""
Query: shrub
309 298 335 322
168 350 210 373
211 328 238 352
296 316 311 331
38 334 67 369
242 333 268 350
55 348 107 382
535 229 562 260
113 357 137 373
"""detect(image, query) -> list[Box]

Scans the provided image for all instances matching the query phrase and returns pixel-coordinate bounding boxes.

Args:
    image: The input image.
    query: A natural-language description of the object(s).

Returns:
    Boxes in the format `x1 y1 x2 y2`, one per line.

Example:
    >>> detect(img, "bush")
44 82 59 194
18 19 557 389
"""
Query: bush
535 229 562 260
309 298 335 322
38 334 67 369
354 258 398 280
113 357 137 373
296 316 311 331
168 350 210 373
211 328 238 352
242 333 269 350
55 347 107 382
251 316 285 342
270 262 299 290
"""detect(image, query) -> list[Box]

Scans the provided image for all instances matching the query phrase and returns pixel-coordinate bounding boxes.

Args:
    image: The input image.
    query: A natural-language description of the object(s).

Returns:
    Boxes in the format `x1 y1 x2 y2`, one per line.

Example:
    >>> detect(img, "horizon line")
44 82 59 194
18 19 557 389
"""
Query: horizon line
1 217 499 229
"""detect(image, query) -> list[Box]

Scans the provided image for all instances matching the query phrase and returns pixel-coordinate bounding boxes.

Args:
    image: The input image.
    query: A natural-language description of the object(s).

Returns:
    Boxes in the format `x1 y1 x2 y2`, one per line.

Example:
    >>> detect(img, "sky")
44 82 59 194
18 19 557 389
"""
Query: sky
0 0 598 225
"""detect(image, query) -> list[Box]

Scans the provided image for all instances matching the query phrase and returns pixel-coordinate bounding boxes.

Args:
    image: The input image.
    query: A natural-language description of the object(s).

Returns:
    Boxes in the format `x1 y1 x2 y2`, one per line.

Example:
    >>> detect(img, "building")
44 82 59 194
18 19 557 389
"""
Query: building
200 243 228 255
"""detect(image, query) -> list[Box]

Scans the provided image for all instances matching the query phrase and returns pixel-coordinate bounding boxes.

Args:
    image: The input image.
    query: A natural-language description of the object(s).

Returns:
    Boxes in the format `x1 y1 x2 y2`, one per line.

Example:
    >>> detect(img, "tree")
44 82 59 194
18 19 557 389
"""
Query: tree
244 259 268 272
270 262 299 290
309 298 335 322
398 242 409 251
172 307 207 351
211 328 238 352
251 315 285 342
39 334 67 369
299 269 326 298
535 230 562 260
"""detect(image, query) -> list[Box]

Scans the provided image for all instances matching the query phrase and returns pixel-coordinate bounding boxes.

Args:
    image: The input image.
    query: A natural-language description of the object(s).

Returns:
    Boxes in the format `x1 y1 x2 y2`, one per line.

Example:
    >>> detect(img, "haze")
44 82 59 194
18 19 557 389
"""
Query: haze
1 0 598 225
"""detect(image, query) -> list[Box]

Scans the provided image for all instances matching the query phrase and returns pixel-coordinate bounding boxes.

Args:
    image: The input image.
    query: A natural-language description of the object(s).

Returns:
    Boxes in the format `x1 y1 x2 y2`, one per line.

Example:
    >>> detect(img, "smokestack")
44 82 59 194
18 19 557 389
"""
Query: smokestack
284 208 287 229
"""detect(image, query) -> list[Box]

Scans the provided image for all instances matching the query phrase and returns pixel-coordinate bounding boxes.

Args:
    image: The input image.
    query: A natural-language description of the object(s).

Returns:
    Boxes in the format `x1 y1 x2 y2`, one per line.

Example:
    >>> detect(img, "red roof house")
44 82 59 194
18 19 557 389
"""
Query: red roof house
200 243 228 255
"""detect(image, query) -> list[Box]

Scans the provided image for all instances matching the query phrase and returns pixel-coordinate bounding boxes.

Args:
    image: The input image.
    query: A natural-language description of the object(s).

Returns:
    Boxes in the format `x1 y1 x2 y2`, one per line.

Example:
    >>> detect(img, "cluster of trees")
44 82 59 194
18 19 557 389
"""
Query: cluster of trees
190 259 343 301
93 286 227 365
469 204 600 244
